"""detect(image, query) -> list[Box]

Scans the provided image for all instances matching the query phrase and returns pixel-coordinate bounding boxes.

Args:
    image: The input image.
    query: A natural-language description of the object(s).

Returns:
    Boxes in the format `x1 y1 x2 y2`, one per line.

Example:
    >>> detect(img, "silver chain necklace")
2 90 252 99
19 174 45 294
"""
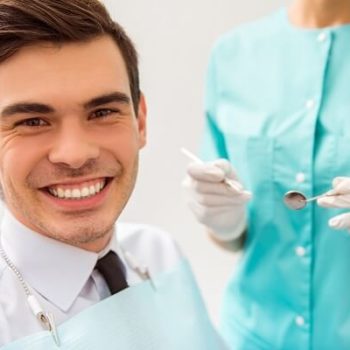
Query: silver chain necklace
0 245 60 346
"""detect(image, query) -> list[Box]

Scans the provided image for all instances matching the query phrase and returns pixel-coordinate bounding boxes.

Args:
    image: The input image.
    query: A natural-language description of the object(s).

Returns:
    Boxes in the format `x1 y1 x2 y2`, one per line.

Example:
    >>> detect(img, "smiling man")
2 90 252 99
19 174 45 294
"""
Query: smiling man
0 36 143 252
0 1 228 349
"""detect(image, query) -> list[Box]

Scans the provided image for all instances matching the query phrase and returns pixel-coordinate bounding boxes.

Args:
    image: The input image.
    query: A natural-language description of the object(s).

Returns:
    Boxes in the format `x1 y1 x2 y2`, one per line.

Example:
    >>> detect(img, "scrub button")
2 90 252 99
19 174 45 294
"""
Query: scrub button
295 246 306 257
317 32 328 42
295 316 305 327
295 172 306 183
306 99 315 109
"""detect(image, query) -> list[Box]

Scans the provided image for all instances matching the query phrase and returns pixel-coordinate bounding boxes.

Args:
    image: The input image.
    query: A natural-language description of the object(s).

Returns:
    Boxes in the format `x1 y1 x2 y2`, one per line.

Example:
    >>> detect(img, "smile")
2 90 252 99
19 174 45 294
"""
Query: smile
46 178 108 200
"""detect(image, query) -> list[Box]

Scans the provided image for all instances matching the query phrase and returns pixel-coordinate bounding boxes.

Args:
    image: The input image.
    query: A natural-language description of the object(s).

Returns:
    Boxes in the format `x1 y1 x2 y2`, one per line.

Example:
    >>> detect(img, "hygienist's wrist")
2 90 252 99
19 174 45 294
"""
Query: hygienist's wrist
207 213 247 242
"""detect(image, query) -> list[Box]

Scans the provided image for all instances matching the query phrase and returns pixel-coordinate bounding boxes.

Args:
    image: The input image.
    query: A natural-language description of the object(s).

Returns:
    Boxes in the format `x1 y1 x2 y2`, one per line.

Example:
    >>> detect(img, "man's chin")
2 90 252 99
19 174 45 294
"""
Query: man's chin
42 224 114 249
30 210 115 246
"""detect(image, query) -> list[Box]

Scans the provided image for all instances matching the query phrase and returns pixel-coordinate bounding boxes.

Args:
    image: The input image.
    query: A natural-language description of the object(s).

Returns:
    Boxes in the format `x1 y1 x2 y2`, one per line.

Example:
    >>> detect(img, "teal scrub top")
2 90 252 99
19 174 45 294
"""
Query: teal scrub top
202 8 350 350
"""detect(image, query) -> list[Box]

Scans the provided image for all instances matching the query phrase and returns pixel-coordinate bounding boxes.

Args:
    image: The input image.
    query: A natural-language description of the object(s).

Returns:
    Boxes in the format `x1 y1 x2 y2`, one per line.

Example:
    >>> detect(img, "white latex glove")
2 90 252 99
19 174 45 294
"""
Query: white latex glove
317 177 350 230
182 159 252 241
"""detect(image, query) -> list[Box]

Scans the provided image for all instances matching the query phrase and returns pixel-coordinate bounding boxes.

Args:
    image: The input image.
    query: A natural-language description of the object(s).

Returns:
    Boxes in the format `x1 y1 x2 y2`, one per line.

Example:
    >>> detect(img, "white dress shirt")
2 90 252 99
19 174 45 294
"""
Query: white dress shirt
0 210 182 346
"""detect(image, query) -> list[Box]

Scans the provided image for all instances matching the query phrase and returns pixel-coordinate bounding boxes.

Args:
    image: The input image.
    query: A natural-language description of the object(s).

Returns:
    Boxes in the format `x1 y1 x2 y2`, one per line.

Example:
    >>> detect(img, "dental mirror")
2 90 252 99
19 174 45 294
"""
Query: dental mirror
284 190 335 210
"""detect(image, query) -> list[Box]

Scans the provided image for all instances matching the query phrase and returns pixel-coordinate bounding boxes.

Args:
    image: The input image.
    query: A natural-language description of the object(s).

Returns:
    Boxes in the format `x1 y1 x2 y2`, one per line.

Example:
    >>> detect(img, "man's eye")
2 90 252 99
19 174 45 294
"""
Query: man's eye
15 118 48 127
91 109 118 119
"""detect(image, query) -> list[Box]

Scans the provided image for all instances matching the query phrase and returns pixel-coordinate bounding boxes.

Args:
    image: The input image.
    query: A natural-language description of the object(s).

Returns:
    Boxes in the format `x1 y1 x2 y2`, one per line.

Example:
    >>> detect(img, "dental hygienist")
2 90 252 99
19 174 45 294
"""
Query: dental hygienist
0 1 229 349
183 0 350 348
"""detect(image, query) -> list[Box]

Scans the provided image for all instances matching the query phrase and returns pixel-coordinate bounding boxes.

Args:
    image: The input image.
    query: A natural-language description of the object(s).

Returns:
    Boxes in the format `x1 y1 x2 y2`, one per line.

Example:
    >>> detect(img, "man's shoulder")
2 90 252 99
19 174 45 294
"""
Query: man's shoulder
116 223 182 257
116 223 183 275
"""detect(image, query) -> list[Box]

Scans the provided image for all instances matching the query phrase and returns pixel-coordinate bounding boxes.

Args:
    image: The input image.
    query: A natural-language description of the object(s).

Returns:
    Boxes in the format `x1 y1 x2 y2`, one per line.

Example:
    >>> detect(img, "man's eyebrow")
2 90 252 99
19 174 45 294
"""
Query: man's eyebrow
0 92 131 119
1 103 55 118
83 92 131 110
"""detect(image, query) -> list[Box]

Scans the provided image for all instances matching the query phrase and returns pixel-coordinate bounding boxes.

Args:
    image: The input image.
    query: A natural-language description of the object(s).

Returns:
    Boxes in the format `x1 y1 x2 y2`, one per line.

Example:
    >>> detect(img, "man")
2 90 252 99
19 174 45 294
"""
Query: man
184 0 350 349
0 0 228 349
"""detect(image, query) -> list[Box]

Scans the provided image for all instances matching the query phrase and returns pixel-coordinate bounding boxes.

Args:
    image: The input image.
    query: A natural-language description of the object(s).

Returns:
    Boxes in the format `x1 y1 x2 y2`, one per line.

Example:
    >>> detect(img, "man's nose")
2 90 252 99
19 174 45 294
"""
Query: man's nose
48 124 100 169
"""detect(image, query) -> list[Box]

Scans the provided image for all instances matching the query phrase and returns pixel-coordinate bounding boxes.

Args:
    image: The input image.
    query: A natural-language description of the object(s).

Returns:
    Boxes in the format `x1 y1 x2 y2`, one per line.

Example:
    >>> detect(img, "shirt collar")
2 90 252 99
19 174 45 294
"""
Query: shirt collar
0 209 120 312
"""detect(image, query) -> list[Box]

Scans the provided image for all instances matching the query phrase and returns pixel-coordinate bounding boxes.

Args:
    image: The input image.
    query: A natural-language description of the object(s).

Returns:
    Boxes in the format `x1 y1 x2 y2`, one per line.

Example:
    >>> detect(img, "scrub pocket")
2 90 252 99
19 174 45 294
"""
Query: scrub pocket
221 315 275 350
223 133 275 241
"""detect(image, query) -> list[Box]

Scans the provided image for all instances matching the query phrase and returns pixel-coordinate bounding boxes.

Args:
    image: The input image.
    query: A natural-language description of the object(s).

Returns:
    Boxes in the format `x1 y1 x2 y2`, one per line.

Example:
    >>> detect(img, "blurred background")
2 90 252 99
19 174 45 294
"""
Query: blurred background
103 0 288 323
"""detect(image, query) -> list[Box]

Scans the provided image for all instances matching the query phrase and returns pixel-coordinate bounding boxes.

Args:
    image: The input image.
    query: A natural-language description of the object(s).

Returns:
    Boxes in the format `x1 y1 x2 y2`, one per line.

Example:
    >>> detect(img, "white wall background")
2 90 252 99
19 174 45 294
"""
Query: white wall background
103 0 288 323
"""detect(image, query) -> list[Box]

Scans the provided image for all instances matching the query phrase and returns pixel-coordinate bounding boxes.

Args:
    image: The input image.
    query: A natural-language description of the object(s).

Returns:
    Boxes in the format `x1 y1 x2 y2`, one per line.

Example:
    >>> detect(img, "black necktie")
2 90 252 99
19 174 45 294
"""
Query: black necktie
95 251 128 295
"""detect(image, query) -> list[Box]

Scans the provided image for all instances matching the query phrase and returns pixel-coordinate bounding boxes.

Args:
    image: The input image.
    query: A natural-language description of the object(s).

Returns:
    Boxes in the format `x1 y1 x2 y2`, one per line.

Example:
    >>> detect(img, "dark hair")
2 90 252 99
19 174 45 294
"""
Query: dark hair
0 0 140 112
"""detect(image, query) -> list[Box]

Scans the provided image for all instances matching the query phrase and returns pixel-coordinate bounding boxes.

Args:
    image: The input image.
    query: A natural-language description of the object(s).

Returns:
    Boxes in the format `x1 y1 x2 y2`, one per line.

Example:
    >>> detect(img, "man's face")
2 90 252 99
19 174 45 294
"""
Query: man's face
0 36 146 251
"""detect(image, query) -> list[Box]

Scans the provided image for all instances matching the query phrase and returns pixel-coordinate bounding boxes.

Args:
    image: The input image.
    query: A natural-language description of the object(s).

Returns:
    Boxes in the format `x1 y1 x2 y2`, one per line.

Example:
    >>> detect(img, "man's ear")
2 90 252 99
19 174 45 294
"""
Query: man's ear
136 93 147 149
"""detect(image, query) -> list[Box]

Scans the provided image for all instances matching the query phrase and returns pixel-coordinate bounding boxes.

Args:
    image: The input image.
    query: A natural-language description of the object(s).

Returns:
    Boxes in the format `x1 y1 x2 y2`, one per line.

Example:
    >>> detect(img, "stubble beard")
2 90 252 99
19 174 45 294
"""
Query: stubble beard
2 156 139 248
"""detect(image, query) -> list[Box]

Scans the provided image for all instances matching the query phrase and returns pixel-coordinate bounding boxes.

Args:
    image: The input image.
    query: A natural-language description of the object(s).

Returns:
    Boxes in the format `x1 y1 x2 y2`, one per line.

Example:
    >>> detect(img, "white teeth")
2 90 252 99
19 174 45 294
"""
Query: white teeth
81 187 90 197
57 188 65 198
72 189 81 198
89 185 96 196
48 180 106 200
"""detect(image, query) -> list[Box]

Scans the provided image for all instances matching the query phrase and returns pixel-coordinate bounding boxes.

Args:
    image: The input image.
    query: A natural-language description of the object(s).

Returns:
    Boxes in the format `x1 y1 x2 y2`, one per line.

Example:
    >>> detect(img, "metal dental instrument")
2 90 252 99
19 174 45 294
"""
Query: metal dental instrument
284 190 337 210
180 147 243 192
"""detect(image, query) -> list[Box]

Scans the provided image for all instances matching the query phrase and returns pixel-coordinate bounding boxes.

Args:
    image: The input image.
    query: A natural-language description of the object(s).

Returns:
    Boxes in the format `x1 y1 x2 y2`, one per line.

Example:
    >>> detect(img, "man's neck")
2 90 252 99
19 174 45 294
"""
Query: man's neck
289 0 350 28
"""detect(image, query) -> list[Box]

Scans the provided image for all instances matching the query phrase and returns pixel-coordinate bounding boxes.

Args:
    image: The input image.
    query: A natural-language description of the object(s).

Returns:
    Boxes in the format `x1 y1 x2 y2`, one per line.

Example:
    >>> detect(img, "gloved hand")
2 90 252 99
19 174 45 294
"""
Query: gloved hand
317 177 350 230
182 159 252 241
